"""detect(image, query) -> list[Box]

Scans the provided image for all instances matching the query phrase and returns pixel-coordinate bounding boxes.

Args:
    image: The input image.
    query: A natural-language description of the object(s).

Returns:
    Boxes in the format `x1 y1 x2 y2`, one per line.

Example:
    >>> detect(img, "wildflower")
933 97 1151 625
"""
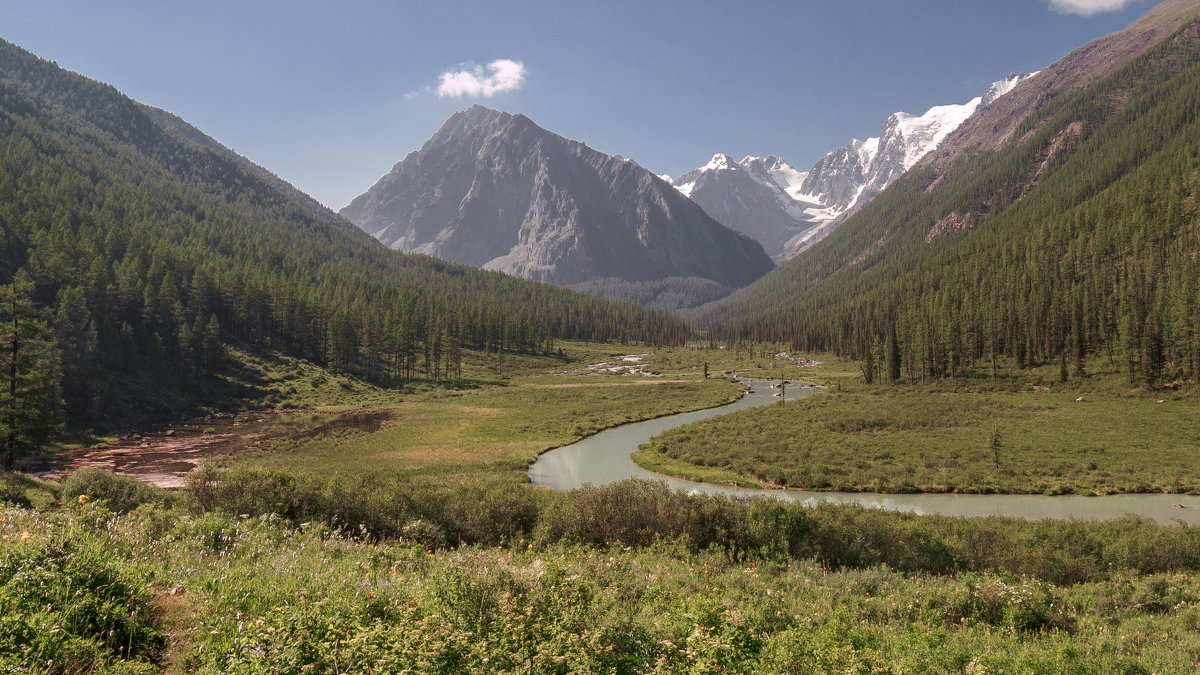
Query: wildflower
266 626 276 633
20 531 31 541
77 495 90 504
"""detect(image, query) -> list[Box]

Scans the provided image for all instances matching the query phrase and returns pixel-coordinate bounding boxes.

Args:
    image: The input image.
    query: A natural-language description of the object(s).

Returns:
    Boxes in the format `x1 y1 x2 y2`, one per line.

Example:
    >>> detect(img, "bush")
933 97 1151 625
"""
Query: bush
61 468 171 514
183 468 1200 585
0 470 58 508
185 466 541 546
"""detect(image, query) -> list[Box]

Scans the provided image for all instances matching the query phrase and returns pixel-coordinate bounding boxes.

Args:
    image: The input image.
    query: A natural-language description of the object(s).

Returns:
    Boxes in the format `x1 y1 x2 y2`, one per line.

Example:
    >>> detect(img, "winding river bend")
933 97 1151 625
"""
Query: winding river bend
529 379 1200 524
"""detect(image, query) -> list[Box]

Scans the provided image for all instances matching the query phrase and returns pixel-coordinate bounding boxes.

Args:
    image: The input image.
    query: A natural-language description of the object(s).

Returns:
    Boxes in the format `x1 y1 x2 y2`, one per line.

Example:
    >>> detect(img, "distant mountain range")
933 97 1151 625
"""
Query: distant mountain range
666 74 1031 260
340 105 775 309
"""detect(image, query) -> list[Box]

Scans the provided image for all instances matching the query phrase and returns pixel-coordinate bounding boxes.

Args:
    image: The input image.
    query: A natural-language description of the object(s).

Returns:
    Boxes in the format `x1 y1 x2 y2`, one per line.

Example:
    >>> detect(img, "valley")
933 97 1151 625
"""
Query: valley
634 363 1200 497
9 345 1200 671
5 0 1200 671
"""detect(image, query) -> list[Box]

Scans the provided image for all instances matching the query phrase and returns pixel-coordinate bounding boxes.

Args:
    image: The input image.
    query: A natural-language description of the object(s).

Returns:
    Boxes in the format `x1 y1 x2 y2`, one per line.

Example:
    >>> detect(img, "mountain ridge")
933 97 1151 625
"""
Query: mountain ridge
924 0 1200 173
690 1 1200 389
0 38 689 435
669 74 1032 260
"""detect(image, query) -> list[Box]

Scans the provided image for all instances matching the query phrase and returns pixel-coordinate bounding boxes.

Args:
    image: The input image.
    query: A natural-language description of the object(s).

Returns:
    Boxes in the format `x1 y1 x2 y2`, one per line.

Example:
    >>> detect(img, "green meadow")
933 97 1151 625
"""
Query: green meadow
7 346 1200 672
636 362 1200 495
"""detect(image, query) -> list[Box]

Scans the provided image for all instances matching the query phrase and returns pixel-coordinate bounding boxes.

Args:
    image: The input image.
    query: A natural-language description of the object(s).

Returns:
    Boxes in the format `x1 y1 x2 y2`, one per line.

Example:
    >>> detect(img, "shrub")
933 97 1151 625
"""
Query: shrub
0 470 58 508
61 468 171 514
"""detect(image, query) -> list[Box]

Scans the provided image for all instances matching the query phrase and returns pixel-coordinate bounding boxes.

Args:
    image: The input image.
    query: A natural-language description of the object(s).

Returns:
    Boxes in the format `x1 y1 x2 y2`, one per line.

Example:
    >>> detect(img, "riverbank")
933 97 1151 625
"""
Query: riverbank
633 370 1200 496
9 347 1200 670
232 376 742 483
20 409 392 488
16 342 740 490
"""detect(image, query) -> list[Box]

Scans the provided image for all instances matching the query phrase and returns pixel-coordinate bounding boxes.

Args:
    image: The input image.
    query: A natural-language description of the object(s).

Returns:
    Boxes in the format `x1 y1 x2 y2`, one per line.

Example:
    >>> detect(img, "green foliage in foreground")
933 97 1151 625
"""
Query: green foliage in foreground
637 379 1200 494
8 476 1200 671
0 468 56 509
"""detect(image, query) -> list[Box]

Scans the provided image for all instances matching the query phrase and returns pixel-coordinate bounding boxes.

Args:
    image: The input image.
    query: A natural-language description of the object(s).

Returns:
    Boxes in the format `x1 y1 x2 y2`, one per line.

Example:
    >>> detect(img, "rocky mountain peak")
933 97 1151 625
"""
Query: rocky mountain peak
340 109 774 297
979 73 1033 109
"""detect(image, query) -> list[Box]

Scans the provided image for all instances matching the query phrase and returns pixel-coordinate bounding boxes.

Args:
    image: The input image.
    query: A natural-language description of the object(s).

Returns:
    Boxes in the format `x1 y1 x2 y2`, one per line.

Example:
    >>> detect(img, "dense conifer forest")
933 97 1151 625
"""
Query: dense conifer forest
698 22 1200 389
0 39 688 448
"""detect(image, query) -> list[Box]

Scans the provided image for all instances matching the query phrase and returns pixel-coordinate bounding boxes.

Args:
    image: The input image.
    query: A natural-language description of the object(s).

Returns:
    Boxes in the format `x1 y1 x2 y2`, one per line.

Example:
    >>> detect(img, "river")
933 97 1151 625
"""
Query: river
529 379 1200 524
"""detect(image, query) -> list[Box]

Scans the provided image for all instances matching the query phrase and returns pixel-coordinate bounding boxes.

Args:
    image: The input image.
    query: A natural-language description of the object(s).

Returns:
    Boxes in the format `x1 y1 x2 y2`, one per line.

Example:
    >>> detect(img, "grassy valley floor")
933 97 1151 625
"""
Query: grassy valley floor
9 346 1200 672
634 363 1200 495
207 341 833 486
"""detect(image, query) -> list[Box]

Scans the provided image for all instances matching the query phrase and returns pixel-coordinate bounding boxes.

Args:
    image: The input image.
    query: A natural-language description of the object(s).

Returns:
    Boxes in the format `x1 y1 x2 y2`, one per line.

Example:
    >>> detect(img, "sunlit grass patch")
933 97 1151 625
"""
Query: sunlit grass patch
635 379 1200 494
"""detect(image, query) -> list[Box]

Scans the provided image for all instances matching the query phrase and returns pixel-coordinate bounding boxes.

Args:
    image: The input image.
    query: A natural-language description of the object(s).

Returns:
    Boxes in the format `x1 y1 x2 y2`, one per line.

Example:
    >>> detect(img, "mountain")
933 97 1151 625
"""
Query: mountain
135 103 370 242
0 38 689 436
670 75 1031 260
668 154 822 259
694 0 1200 387
925 0 1200 172
340 106 774 308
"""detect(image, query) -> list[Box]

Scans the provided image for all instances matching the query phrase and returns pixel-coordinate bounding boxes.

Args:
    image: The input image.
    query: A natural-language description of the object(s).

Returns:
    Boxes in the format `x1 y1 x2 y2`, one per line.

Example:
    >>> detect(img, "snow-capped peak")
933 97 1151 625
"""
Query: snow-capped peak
887 99 981 169
979 72 1036 109
740 155 811 201
702 153 738 172
853 138 880 170
665 71 1040 261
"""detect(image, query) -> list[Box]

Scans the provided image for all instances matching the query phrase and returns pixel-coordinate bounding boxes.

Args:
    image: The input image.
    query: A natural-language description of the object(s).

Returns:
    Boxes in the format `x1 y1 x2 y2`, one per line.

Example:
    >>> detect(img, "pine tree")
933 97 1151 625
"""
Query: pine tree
202 315 222 376
0 270 62 463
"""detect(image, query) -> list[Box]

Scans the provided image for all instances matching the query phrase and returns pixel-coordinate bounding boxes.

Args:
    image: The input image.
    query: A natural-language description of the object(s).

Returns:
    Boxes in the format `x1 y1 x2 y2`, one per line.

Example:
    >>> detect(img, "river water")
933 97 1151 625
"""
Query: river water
529 379 1200 524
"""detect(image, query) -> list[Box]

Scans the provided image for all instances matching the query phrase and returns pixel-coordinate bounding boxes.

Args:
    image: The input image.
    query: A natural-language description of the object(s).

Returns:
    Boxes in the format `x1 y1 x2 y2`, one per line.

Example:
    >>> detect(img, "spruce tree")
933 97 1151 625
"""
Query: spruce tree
0 270 62 463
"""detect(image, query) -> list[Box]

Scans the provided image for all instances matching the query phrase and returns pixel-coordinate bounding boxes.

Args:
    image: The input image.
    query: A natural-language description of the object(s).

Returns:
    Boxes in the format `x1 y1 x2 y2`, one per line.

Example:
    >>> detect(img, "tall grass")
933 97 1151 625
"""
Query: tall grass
8 473 1200 671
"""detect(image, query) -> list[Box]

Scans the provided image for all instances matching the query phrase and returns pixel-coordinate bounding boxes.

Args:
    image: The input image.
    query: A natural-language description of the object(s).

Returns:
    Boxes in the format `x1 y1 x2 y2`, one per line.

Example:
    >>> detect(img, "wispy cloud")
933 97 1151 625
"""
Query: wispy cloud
1048 0 1147 16
433 59 526 98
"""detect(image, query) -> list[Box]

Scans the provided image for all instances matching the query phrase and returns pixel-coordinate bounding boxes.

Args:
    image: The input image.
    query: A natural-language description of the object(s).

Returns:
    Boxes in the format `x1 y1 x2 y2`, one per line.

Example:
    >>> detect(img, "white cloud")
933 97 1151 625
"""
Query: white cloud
1048 0 1147 16
436 59 526 98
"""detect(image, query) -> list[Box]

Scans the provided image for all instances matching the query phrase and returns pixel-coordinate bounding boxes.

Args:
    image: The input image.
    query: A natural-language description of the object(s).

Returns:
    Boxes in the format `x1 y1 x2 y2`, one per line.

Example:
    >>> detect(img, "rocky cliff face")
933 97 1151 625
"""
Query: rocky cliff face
341 106 774 290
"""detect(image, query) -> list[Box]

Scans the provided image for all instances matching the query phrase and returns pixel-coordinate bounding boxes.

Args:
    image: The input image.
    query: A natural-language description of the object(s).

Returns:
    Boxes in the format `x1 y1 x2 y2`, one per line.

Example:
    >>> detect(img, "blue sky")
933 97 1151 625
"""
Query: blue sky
0 0 1157 209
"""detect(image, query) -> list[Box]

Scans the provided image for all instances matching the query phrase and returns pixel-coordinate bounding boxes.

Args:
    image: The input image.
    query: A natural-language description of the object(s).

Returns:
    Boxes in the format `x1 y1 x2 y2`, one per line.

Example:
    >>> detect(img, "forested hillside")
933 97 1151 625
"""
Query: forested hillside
698 18 1200 388
0 39 688 447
